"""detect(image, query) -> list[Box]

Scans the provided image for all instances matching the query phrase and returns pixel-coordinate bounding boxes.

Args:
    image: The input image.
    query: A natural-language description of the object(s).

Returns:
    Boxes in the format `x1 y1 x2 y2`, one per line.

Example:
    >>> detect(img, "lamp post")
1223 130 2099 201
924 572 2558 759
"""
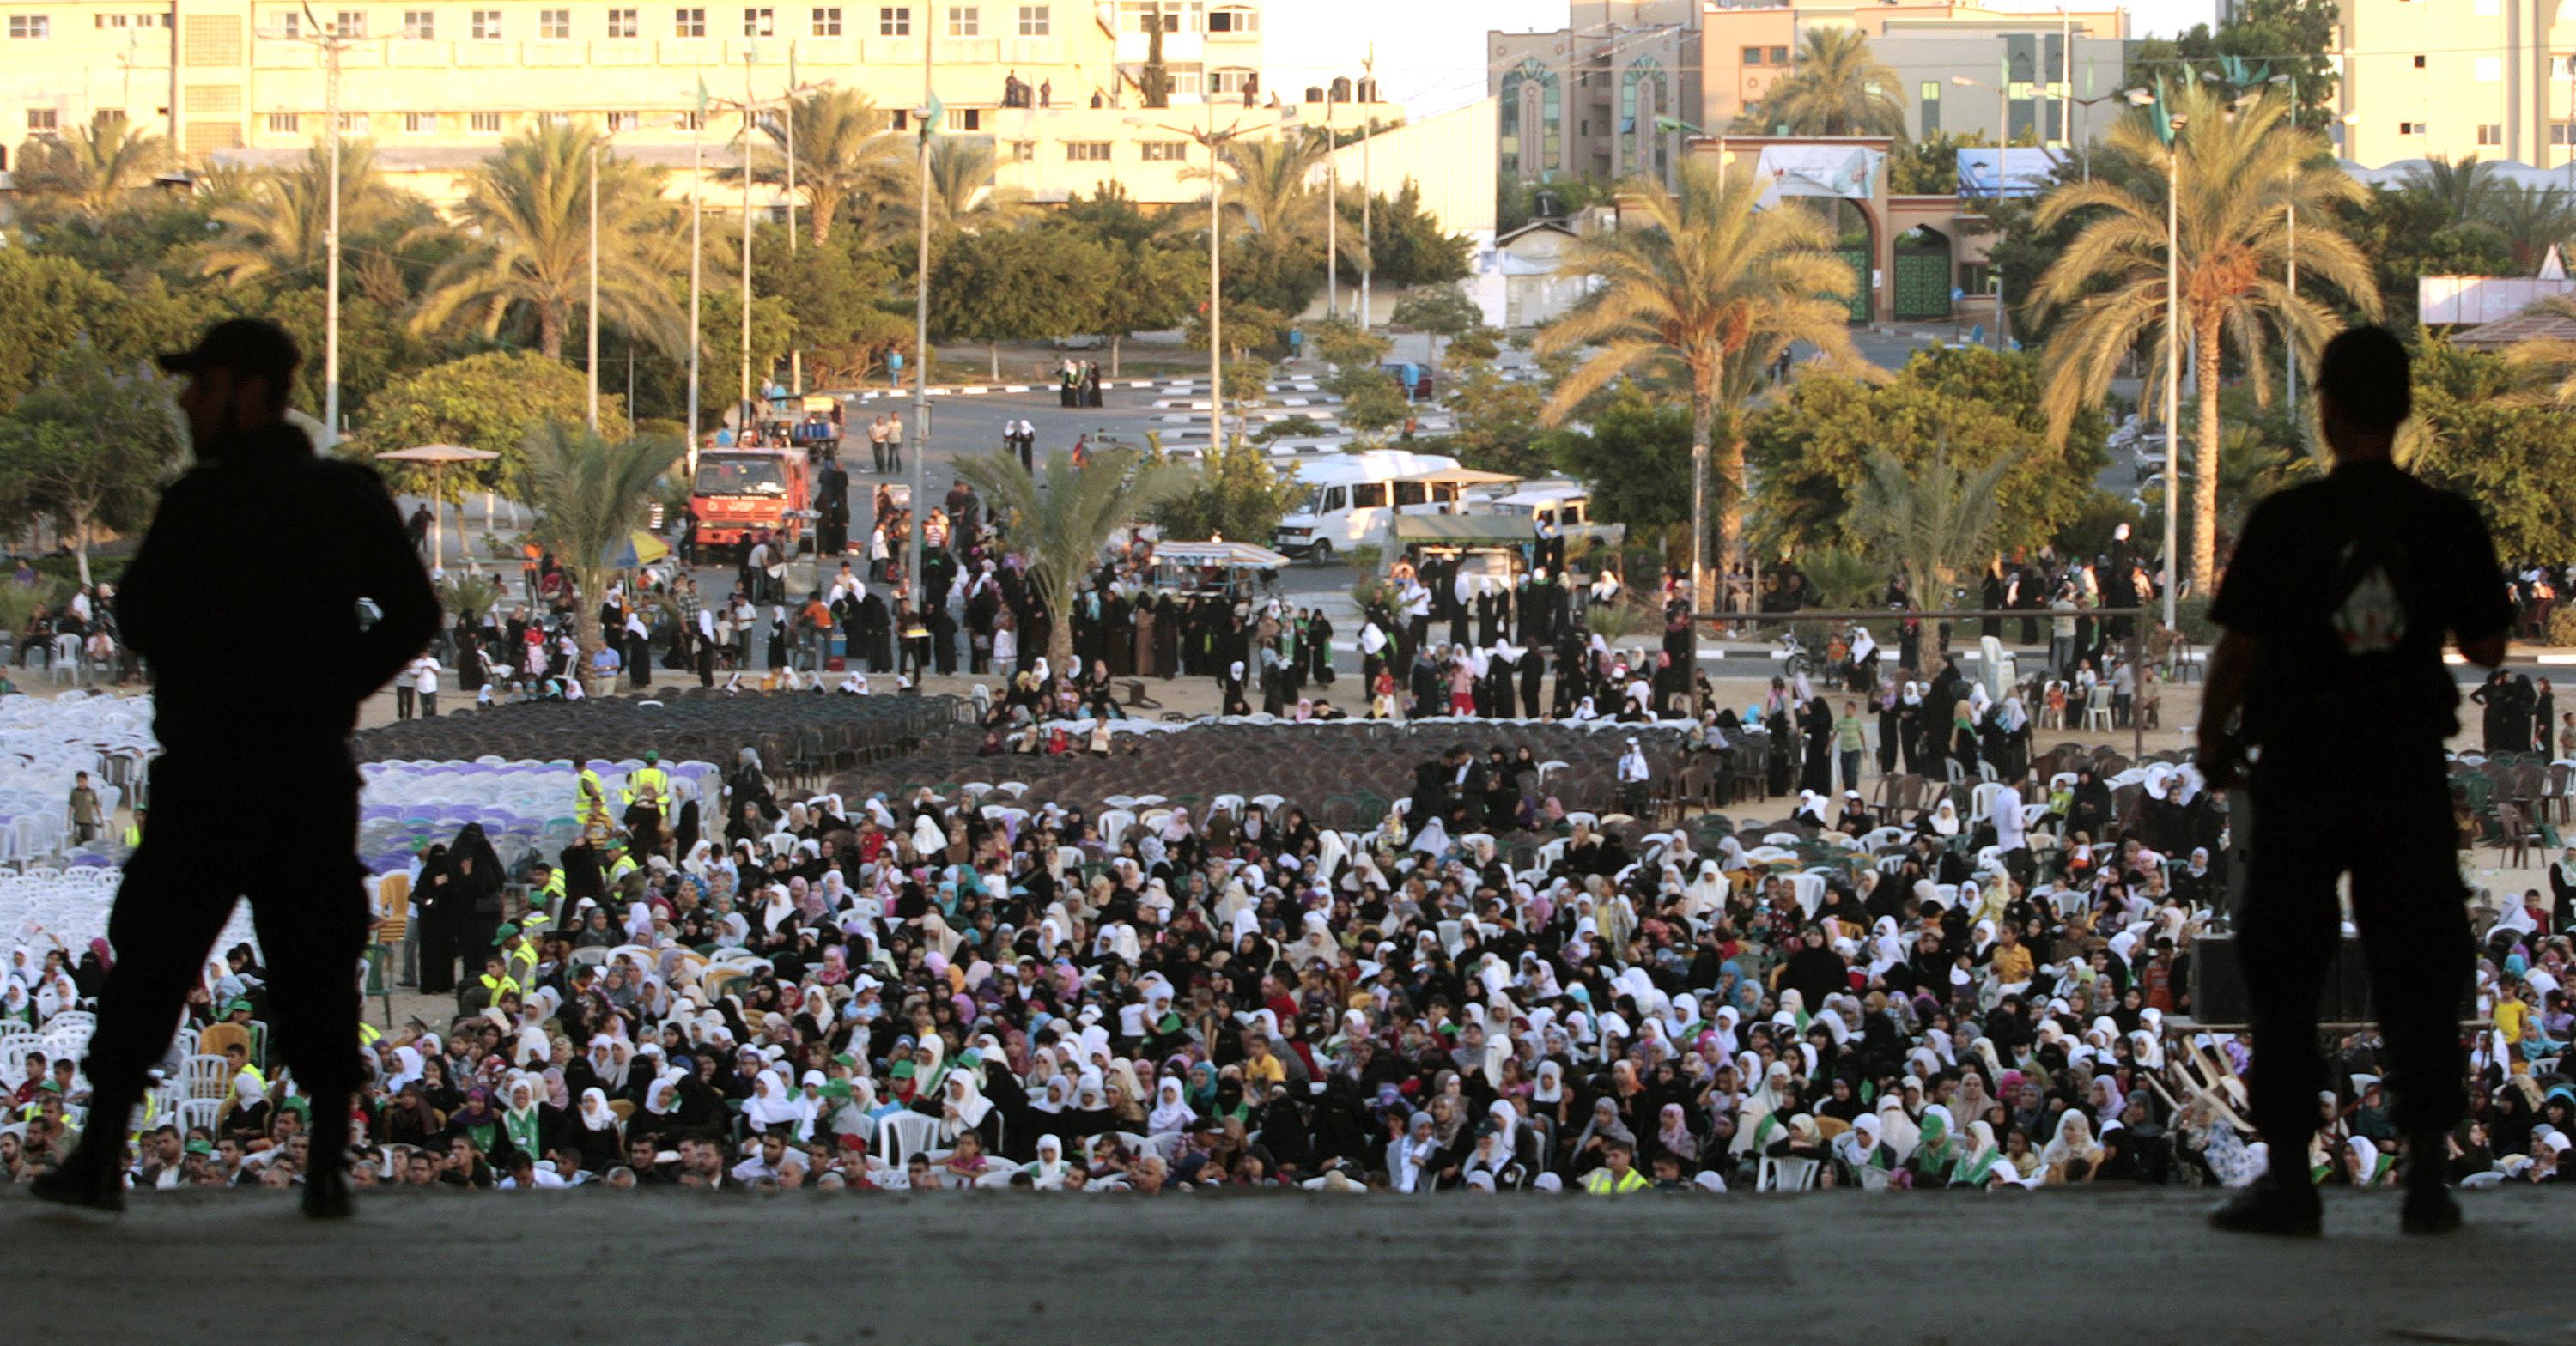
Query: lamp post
1129 107 1254 452
687 76 707 479
2129 85 2184 631
1953 61 2008 149
908 29 932 606
290 2 349 448
708 53 832 439
1359 44 1375 331
586 132 611 432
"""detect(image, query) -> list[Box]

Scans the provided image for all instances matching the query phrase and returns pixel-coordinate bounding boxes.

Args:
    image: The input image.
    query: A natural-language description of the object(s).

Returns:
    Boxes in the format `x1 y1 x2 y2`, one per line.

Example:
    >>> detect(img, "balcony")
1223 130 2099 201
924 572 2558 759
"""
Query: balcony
661 37 722 65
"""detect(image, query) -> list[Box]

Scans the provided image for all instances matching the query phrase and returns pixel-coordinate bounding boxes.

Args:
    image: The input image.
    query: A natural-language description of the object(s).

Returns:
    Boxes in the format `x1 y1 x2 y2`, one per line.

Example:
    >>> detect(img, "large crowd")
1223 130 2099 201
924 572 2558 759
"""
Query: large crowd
7 680 2570 1197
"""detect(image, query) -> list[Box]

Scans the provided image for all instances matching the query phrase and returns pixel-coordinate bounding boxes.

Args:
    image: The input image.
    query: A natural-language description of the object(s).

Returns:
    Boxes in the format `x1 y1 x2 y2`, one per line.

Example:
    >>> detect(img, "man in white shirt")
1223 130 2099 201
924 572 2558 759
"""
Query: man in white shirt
408 653 441 718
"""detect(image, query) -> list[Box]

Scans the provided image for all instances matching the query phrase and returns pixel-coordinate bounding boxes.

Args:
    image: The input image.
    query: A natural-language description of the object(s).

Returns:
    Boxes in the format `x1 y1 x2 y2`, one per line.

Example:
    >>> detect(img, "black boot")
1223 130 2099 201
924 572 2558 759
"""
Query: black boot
29 1141 126 1213
2399 1132 2462 1235
301 1097 355 1220
2208 1170 2322 1237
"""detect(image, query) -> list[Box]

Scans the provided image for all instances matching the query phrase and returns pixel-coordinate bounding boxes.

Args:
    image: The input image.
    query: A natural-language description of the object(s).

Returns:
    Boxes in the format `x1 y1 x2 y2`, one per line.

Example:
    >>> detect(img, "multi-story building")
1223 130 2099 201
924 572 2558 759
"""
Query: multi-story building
1488 0 1704 188
1489 0 2128 186
0 1 1391 213
2335 0 2576 169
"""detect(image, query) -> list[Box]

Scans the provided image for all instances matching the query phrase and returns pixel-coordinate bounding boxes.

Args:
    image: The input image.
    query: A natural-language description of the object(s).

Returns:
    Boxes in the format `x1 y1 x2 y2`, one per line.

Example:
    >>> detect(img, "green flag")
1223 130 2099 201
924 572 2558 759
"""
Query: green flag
920 91 944 143
696 76 710 117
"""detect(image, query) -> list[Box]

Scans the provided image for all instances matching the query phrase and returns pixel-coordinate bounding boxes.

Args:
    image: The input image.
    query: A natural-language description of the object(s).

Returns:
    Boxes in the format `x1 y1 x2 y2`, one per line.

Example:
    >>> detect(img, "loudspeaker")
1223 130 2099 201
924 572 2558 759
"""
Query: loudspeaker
2189 931 2376 1026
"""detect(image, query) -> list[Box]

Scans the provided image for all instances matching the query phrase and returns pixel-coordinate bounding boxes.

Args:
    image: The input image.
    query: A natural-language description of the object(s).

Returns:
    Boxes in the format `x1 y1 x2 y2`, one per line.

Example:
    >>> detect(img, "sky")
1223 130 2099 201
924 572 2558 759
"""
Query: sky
1265 0 2222 118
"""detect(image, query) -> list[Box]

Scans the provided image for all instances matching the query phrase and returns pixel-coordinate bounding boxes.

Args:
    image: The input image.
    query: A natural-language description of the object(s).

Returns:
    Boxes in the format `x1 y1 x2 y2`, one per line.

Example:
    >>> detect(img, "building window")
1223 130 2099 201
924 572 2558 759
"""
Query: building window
676 109 705 129
402 10 434 39
676 7 705 34
1016 3 1047 35
470 111 503 132
1006 138 1033 160
275 9 301 38
945 106 981 130
607 110 641 130
27 107 58 131
538 9 570 38
878 4 908 34
811 6 841 34
404 111 435 132
332 9 366 37
1065 139 1110 161
744 7 773 36
2398 120 2426 136
266 112 301 133
2556 121 2576 145
2412 54 2426 69
1116 1 1191 33
541 112 573 127
2477 123 2503 145
335 112 362 131
1741 45 1762 65
1770 45 1788 64
1206 5 1253 33
1139 139 1186 161
945 5 976 35
607 8 639 36
471 9 502 39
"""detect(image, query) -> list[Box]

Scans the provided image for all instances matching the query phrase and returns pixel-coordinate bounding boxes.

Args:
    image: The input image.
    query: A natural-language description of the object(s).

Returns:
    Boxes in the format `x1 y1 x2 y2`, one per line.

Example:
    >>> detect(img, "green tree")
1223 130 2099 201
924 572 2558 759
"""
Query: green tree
920 136 1034 233
1431 361 1551 476
927 226 1105 379
1338 368 1410 437
2403 155 2503 227
729 88 909 246
414 125 685 360
354 351 623 502
695 273 800 412
1746 29 1903 136
1888 132 1984 195
1363 181 1473 289
1537 160 1858 606
13 114 172 224
751 227 908 387
1308 315 1393 373
1747 345 2109 559
0 345 183 585
2483 183 2573 275
1149 438 1302 549
521 421 682 657
1537 386 1694 533
2413 341 2576 558
2032 83 2374 589
194 142 423 288
0 251 143 407
957 446 1194 670
1388 283 1484 369
1850 445 2018 661
1084 237 1198 376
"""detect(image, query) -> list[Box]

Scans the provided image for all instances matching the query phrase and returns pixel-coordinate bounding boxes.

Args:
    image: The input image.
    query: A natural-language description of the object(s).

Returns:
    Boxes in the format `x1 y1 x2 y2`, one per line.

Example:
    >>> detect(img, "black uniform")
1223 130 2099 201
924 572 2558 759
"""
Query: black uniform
2209 460 2509 1152
81 420 440 1161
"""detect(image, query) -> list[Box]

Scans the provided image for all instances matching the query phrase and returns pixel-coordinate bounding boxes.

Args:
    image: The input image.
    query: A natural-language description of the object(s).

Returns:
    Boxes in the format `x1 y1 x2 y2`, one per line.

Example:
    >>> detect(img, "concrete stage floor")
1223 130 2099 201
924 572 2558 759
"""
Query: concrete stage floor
3 1187 2572 1346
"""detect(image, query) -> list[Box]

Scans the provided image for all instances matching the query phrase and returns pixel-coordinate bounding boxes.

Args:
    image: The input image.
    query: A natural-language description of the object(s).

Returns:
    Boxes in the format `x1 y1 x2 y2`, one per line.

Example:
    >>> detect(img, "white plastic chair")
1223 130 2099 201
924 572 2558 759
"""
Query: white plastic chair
1757 1155 1820 1192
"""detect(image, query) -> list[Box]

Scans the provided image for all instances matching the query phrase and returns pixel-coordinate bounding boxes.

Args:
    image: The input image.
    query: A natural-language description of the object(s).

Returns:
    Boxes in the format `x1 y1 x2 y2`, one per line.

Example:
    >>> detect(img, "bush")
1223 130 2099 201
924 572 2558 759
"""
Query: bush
2173 592 2219 644
31 554 127 587
2548 607 2576 650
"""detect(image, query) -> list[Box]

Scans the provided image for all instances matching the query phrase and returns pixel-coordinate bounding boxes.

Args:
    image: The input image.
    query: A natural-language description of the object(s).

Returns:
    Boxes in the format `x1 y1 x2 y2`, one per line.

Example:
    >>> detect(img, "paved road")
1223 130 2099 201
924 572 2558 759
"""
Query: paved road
4 1185 2567 1345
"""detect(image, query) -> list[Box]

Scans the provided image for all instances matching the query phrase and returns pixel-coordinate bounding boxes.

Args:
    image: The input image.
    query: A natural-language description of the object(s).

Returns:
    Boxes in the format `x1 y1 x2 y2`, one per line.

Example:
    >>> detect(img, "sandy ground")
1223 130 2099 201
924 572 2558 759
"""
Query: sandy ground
2 1185 2569 1345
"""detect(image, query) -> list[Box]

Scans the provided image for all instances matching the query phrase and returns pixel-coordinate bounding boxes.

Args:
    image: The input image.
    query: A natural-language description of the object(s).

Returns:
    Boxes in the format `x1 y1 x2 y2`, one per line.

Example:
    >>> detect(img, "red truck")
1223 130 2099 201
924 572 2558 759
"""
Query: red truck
690 447 811 555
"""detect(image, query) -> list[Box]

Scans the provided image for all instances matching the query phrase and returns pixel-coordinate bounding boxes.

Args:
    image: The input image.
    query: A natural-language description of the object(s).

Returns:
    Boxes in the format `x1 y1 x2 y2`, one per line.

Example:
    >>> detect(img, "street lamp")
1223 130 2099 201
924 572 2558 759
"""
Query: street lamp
586 130 616 433
1953 69 2008 155
2129 84 2184 630
1128 107 1255 453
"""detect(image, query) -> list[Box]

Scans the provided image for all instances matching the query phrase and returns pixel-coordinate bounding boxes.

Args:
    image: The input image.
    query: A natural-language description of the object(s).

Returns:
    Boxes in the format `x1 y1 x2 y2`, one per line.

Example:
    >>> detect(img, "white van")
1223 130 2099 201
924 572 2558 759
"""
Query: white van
1271 450 1462 563
1475 481 1592 529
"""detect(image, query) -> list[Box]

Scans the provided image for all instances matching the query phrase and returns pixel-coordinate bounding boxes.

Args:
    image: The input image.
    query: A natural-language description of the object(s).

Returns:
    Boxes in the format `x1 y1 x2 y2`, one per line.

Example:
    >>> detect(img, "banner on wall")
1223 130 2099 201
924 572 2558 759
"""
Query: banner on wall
1753 144 1883 204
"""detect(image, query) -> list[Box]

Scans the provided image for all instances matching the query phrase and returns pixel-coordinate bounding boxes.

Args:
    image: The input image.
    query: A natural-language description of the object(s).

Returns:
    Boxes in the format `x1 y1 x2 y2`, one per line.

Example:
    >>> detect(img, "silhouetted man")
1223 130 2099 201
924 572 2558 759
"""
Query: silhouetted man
34 319 439 1217
2196 326 2508 1238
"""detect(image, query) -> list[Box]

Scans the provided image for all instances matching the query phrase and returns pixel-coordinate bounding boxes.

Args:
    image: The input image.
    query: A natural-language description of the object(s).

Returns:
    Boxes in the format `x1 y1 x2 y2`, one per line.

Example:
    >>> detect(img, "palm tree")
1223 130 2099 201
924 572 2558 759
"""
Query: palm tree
949 446 1194 673
918 136 1033 233
520 421 682 658
15 113 171 221
412 124 685 359
2402 154 2501 226
2032 83 2375 591
724 88 909 246
2500 294 2576 404
1536 160 1859 608
1753 29 1905 136
2484 182 2573 273
196 142 418 287
1852 444 2016 664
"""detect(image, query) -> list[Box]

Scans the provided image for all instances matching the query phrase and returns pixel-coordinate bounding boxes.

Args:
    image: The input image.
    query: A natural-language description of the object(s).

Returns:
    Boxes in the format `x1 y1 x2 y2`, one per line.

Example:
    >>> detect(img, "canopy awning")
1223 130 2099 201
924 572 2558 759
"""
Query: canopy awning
376 443 501 464
1393 515 1538 546
1397 466 1522 488
1155 540 1292 569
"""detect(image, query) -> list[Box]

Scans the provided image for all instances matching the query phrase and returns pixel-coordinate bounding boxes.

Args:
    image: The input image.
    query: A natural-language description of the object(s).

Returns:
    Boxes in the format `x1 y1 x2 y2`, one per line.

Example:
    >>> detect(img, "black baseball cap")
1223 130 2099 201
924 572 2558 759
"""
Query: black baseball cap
157 318 301 385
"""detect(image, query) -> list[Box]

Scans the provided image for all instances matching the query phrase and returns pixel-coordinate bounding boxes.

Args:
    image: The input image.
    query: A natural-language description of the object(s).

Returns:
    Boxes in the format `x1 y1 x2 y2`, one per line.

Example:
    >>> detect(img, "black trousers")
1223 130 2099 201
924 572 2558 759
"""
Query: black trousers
2240 739 2470 1151
80 747 368 1138
394 685 415 718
